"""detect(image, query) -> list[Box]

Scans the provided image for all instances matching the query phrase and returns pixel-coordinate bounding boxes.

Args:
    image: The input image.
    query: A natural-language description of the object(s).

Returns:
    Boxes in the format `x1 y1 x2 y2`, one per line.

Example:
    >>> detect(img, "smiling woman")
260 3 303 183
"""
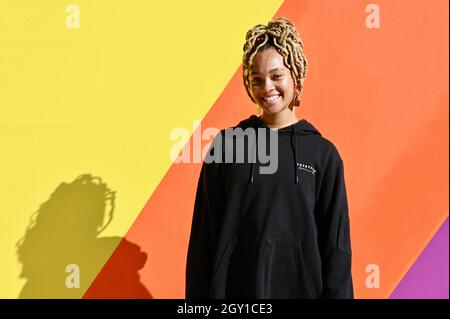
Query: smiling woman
186 17 354 299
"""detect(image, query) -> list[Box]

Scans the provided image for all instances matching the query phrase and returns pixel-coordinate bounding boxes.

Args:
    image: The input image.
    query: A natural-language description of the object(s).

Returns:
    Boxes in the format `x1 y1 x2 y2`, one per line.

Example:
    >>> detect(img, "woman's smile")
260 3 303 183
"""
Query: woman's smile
262 94 281 106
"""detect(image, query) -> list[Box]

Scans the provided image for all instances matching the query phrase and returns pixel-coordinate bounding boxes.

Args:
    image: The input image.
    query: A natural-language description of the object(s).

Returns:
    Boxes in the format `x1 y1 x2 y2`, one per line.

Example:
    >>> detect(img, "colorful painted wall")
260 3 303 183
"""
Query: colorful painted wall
0 0 448 299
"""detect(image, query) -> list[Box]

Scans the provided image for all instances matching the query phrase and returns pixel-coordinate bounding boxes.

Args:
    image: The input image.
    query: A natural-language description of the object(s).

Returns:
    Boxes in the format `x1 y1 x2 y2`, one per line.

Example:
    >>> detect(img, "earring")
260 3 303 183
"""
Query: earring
294 93 300 106
294 89 301 107
256 104 261 114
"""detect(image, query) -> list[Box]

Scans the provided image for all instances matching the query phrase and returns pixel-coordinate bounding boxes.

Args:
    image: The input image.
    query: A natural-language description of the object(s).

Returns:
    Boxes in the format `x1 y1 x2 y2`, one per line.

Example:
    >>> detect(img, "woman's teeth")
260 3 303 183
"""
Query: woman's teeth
264 95 280 102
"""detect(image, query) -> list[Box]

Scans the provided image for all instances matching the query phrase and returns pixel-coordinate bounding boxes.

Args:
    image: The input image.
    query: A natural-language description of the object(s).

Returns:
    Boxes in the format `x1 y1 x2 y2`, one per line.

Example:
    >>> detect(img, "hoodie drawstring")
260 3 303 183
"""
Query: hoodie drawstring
249 131 258 184
291 126 299 184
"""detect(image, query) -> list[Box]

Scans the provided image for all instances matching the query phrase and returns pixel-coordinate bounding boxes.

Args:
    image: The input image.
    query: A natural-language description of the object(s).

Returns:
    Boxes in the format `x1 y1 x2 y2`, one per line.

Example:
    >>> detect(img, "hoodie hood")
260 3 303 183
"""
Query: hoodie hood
235 115 321 184
237 114 322 136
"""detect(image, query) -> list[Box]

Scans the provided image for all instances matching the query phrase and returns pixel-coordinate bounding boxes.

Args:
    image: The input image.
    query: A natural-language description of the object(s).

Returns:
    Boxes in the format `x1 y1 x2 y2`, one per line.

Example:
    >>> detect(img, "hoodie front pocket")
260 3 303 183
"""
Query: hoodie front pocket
262 239 312 299
210 237 238 298
295 242 313 298
212 237 237 278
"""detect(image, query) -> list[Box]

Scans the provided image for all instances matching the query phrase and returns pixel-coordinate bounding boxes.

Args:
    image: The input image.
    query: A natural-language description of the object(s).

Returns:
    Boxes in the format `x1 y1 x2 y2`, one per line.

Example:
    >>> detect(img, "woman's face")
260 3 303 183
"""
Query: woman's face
248 48 297 116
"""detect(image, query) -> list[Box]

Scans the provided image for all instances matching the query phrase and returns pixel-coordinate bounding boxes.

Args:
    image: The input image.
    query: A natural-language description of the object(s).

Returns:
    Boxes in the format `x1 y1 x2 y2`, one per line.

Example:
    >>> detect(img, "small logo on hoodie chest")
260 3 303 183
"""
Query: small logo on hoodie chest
297 163 316 175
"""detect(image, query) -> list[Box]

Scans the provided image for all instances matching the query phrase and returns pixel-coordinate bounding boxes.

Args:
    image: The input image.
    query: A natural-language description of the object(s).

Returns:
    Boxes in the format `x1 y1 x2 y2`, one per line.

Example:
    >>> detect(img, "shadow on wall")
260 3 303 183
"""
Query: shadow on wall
16 174 152 298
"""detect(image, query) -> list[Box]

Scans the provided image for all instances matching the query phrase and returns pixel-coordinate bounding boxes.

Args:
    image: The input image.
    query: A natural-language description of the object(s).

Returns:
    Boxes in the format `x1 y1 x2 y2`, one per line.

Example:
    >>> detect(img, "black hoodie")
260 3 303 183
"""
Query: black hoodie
186 115 353 299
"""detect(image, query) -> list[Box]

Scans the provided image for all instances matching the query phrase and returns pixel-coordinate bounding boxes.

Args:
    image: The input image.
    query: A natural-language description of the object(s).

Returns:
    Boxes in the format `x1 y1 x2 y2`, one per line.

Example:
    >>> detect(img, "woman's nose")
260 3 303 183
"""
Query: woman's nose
263 79 275 91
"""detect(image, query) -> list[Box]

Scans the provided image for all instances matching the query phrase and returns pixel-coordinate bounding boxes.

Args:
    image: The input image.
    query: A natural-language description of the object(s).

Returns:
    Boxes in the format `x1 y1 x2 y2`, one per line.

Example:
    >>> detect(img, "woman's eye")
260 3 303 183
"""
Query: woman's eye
250 75 282 85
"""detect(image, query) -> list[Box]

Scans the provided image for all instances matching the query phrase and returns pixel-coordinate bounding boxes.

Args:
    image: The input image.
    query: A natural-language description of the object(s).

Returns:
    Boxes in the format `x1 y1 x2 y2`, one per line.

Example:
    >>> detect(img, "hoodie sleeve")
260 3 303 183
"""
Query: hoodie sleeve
185 134 223 299
314 146 354 299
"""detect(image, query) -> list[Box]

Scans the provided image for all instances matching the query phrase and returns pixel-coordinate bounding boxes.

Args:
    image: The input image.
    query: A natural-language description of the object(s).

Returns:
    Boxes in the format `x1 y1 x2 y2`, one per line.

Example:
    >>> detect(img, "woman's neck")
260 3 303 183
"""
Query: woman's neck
259 110 299 129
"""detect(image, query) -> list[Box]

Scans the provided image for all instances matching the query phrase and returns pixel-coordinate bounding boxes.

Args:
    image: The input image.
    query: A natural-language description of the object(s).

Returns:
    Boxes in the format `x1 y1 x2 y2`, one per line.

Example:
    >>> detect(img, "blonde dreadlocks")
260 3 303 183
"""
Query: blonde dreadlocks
242 17 308 106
